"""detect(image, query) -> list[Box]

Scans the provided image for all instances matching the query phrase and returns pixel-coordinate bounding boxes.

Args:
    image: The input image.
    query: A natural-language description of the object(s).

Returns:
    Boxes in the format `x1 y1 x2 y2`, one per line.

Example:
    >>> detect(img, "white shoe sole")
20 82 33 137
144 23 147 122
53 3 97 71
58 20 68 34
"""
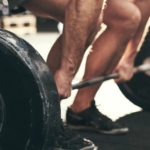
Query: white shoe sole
54 143 95 150
68 125 129 135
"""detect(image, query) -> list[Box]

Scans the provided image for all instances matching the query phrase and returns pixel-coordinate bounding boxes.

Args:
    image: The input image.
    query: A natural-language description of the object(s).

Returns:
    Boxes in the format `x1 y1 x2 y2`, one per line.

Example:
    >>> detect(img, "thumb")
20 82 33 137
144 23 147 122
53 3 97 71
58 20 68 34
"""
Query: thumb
119 69 127 80
114 69 127 83
113 66 119 73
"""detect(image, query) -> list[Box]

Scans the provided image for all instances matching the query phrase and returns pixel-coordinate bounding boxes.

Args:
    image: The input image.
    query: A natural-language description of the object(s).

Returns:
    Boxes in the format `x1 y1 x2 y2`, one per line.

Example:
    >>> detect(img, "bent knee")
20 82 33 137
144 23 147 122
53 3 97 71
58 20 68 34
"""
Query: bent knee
125 5 141 31
104 1 141 34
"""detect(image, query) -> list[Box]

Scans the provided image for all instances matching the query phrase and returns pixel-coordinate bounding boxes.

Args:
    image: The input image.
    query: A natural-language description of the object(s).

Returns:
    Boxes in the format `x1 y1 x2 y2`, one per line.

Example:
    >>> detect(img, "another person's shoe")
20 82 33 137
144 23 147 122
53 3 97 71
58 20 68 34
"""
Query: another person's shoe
54 120 95 150
66 100 129 135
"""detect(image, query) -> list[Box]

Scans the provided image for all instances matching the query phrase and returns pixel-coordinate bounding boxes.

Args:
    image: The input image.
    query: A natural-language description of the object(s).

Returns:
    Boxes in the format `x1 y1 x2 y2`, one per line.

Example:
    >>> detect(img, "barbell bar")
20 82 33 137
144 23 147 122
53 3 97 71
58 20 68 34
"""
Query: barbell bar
72 63 150 90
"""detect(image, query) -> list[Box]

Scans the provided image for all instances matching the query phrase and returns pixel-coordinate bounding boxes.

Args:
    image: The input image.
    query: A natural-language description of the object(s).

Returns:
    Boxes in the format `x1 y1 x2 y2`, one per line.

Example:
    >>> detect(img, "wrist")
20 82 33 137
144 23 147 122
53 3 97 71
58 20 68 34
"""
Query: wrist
55 68 74 84
121 51 138 63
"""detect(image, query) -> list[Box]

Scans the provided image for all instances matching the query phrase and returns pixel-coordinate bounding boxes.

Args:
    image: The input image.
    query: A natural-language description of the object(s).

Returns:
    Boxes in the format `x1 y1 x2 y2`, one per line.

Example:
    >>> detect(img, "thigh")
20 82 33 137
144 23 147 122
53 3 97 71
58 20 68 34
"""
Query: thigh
131 0 150 22
21 0 70 22
103 0 140 26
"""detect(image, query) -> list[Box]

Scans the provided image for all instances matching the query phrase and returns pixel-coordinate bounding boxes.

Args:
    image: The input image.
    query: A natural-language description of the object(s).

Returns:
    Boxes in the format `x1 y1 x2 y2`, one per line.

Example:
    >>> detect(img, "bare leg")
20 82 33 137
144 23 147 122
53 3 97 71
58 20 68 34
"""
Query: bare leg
22 0 104 99
47 14 103 76
71 0 141 113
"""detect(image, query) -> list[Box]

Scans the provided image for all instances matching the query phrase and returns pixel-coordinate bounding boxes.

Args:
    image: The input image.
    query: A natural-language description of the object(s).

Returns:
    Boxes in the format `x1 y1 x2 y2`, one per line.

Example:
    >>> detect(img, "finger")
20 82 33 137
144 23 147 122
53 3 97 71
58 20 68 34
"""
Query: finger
114 78 124 83
119 69 127 79
59 95 68 100
112 67 118 73
115 72 134 83
114 69 127 83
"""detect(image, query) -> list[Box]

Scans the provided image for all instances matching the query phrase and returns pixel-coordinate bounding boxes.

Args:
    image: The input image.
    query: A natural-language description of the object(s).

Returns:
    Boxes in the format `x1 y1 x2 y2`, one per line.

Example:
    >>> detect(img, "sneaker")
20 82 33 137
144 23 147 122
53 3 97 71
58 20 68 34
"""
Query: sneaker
54 120 95 150
66 100 129 135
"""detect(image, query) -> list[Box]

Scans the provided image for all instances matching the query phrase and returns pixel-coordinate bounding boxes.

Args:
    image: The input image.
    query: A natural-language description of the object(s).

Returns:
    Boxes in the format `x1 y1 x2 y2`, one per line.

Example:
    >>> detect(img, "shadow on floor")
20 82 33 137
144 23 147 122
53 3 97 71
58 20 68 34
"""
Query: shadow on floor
77 111 150 150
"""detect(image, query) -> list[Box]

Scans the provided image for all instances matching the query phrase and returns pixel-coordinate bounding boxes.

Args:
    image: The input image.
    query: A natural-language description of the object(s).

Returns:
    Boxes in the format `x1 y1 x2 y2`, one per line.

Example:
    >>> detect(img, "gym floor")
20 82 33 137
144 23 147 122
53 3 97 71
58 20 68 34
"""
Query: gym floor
20 32 141 121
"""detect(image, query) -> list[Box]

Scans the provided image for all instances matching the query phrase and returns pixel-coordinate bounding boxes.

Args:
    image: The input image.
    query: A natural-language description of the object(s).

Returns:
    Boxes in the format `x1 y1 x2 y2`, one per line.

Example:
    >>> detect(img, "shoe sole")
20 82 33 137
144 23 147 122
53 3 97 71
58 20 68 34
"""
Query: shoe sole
68 125 129 135
54 144 95 150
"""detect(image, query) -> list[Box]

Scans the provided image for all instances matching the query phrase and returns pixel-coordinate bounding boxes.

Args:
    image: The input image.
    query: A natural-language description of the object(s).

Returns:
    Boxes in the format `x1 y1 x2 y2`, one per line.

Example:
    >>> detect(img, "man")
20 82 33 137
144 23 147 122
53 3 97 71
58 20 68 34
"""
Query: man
66 0 150 137
46 0 141 148
46 0 141 136
7 0 141 150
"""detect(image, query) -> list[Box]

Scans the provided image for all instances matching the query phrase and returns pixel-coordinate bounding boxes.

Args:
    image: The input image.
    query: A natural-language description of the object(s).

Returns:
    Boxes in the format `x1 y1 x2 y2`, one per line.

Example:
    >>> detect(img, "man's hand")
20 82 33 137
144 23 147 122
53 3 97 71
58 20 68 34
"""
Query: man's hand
54 69 72 100
113 59 134 83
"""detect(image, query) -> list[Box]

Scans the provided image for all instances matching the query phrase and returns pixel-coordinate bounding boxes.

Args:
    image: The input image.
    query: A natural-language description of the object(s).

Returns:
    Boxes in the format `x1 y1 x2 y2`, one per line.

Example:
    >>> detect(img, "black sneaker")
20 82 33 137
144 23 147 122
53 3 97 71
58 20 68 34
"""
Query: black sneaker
54 120 95 150
66 100 129 135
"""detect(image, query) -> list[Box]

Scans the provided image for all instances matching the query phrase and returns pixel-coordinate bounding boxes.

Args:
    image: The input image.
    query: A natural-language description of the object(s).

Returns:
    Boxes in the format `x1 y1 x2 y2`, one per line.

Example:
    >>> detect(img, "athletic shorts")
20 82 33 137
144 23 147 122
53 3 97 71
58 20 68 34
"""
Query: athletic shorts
7 0 25 10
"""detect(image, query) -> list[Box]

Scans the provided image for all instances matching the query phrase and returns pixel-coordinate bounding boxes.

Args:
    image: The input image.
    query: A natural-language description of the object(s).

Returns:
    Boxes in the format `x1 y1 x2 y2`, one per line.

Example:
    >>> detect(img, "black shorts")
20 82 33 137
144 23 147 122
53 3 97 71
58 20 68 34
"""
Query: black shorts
7 0 25 10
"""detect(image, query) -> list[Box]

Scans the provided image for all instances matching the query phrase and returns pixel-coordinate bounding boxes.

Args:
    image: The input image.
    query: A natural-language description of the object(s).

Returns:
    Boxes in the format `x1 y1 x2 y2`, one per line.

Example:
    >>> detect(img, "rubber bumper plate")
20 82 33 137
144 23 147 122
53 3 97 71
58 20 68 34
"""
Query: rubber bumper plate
0 29 60 150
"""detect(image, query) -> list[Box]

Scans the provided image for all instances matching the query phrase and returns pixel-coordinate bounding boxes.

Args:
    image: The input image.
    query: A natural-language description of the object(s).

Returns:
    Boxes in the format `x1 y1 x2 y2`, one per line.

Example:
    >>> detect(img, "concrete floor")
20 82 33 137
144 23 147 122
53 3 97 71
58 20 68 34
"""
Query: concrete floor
20 32 141 121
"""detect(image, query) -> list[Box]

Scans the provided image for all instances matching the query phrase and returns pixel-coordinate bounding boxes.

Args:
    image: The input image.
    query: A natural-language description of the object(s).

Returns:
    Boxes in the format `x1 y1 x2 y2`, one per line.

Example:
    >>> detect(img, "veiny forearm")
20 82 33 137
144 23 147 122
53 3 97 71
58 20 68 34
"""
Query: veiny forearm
60 0 103 80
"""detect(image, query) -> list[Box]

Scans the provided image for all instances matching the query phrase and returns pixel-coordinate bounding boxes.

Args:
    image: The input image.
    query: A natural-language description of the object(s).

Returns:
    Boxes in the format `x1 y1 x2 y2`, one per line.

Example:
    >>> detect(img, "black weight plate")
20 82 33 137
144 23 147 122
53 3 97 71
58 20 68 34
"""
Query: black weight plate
118 27 150 111
0 29 60 150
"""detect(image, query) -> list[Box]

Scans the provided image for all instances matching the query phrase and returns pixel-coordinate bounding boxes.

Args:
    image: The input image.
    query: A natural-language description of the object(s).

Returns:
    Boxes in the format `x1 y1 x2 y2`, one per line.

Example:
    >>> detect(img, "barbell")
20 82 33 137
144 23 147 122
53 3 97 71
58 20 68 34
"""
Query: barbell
0 29 60 150
72 62 150 90
0 27 150 150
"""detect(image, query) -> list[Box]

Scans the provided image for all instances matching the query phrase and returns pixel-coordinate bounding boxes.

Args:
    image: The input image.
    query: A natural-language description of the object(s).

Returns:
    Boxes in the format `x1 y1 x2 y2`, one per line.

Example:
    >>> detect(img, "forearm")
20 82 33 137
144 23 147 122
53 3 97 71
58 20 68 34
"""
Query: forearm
121 23 146 63
113 29 145 83
121 0 150 63
121 39 138 62
60 0 103 80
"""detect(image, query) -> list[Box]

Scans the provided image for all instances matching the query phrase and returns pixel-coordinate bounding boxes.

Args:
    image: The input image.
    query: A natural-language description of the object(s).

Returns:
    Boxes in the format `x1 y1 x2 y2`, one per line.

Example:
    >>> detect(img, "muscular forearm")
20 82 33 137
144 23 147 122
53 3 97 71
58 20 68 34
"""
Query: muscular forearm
121 25 147 63
121 18 148 62
60 0 103 80
121 39 138 62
